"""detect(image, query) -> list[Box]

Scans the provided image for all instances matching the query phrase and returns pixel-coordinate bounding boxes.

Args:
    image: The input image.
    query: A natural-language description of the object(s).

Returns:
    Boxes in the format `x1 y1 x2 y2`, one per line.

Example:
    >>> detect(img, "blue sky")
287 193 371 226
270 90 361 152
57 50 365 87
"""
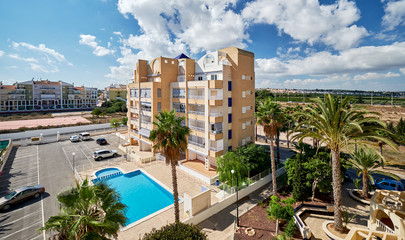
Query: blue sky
0 0 405 91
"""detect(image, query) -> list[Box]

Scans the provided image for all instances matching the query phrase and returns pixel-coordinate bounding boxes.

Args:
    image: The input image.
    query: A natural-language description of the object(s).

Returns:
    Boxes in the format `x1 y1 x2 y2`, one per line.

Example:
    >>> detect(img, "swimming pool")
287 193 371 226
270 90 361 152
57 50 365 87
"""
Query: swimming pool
93 168 174 227
95 167 121 177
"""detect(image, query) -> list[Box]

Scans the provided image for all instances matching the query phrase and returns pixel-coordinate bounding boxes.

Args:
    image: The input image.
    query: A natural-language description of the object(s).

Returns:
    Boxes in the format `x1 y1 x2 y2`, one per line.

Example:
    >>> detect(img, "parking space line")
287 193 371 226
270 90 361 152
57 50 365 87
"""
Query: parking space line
1 210 42 226
14 154 37 159
61 146 74 170
0 221 42 240
37 145 46 240
79 149 94 167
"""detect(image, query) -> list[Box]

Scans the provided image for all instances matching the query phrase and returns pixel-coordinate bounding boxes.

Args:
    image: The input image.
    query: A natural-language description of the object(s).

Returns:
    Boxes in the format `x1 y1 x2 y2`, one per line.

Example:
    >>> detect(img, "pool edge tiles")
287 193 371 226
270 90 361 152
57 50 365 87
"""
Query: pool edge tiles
92 167 181 231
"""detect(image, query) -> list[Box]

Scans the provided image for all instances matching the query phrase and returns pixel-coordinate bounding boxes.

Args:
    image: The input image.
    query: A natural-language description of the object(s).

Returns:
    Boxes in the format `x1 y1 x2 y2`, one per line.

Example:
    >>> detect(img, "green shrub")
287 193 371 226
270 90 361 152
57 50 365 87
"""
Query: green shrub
284 220 296 237
142 222 207 240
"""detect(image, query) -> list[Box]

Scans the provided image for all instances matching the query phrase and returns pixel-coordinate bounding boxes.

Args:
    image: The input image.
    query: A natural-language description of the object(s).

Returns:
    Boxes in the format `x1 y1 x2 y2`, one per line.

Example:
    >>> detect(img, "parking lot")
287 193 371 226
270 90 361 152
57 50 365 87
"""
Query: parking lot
0 133 126 240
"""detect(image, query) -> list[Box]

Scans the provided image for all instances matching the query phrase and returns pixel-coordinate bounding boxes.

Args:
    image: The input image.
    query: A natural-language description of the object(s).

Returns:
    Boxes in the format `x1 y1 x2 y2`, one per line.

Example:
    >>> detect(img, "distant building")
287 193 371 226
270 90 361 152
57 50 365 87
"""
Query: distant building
0 79 97 112
127 47 255 169
104 84 127 101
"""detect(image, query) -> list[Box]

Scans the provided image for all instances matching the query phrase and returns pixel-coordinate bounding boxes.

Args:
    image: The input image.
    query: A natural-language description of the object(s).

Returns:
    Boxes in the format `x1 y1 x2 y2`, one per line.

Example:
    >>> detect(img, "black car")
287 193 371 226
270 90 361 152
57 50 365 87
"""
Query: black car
0 185 45 211
96 138 107 145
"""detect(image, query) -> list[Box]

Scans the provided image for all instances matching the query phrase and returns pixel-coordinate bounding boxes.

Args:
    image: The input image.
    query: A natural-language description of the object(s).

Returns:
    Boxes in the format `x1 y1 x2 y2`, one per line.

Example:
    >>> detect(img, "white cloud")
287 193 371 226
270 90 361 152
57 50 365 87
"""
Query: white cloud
353 72 400 81
242 0 368 50
0 50 4 57
79 34 115 56
382 0 405 30
255 41 405 78
113 31 123 37
12 42 71 65
8 53 38 63
5 65 18 69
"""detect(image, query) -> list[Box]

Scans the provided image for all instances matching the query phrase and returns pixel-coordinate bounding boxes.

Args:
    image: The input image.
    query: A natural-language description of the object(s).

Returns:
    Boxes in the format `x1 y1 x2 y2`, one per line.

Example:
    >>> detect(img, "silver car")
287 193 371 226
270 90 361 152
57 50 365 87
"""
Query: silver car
93 149 118 161
70 135 80 142
0 185 45 211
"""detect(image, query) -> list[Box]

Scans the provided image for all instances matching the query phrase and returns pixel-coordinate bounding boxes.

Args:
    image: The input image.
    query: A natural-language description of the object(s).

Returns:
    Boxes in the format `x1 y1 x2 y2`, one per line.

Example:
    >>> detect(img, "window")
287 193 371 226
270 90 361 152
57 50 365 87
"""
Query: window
157 102 161 112
228 98 232 107
228 81 232 91
242 91 246 98
198 76 203 81
242 139 246 146
246 121 251 126
242 123 246 130
211 74 217 80
242 75 246 80
164 60 168 63
228 146 232 151
228 113 232 123
157 88 161 98
242 107 246 114
228 130 232 139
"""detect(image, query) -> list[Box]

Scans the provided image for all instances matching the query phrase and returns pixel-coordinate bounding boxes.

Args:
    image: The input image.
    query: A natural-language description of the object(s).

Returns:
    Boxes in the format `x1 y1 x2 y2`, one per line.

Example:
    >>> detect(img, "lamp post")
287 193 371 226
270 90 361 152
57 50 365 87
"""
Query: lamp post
72 152 76 175
231 169 239 227
231 169 235 190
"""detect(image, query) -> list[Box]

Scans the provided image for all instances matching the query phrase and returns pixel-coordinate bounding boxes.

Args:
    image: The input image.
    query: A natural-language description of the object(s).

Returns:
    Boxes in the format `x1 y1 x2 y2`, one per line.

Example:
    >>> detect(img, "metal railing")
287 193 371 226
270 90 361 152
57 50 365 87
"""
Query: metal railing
140 108 151 112
188 110 204 116
209 146 223 152
172 95 185 99
174 108 186 113
209 112 222 117
189 125 205 132
188 95 204 100
188 140 205 148
375 219 395 233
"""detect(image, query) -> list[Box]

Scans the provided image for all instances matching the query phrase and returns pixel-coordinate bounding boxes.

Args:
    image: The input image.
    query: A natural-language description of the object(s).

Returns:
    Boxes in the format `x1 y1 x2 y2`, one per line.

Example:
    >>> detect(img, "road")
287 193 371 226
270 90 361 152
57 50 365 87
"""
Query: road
0 123 112 140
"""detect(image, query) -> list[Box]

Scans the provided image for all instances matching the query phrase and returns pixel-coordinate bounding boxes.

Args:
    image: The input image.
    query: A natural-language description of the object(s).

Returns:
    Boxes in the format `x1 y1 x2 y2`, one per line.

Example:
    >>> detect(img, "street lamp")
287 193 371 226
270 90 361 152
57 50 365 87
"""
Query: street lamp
231 169 239 227
72 152 76 175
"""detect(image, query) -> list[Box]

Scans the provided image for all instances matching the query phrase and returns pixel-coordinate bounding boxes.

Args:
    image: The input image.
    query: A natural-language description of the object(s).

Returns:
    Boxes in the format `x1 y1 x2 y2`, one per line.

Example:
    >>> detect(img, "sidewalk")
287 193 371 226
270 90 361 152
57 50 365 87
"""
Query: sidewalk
199 184 274 240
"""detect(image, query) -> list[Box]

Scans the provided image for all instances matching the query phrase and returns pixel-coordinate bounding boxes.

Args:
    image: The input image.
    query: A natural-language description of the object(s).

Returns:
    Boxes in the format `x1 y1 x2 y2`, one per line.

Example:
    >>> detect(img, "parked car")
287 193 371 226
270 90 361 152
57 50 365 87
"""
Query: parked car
96 138 107 145
79 132 91 141
70 135 80 142
0 185 45 211
374 179 405 191
93 149 118 161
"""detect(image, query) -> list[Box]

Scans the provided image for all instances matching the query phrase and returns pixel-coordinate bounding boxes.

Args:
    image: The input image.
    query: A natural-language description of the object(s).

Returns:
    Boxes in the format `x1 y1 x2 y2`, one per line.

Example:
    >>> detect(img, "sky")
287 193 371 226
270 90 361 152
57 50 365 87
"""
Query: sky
0 0 405 91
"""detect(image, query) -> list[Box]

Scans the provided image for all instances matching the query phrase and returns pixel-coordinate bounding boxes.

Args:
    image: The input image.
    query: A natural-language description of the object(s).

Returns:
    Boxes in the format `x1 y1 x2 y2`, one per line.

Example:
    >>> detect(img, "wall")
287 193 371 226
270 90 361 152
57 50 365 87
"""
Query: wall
183 167 285 225
184 188 211 217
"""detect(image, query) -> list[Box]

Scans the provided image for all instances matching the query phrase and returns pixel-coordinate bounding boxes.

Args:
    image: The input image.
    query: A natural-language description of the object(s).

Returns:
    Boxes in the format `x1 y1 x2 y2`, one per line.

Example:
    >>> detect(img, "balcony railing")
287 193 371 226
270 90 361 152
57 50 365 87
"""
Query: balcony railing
209 112 222 117
131 129 138 134
174 108 185 113
172 95 185 99
375 219 395 234
188 140 205 148
209 96 223 100
141 119 151 124
140 108 151 112
211 130 223 134
188 95 204 100
189 125 205 132
210 146 223 152
189 110 204 116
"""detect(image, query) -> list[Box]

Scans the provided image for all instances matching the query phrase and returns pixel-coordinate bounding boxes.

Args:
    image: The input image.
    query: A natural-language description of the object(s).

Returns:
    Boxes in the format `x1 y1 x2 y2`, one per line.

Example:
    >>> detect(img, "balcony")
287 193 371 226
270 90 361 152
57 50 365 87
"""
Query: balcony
188 94 204 100
189 140 205 148
130 107 139 113
130 129 138 134
209 146 223 152
174 108 185 113
140 107 151 112
209 111 222 117
189 110 204 116
172 95 185 99
190 125 205 132
209 96 222 100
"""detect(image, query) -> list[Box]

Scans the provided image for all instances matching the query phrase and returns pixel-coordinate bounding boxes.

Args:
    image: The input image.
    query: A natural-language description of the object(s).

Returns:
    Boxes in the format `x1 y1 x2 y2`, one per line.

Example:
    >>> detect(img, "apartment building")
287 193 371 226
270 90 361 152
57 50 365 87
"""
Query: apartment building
127 47 255 168
0 79 97 112
103 84 127 101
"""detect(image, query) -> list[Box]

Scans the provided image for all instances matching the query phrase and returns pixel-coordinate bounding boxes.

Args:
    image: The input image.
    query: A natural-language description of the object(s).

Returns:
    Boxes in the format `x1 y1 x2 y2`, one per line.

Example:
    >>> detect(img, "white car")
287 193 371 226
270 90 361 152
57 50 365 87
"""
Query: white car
93 149 118 161
70 135 80 142
79 132 91 141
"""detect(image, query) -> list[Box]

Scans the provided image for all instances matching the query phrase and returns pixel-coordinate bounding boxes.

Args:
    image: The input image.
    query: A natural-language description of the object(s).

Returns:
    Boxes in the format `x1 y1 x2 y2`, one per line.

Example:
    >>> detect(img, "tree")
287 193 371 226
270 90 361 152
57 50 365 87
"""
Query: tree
348 148 399 198
254 100 284 195
266 196 295 236
121 117 128 126
142 222 207 240
110 118 120 131
291 94 397 232
92 107 102 118
149 110 190 223
217 151 249 186
40 179 127 239
303 153 333 202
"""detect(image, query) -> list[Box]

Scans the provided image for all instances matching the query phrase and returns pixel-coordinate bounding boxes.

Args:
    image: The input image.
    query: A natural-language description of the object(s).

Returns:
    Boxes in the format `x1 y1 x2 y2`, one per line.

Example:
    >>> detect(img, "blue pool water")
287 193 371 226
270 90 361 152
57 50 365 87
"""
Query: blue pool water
95 168 121 177
94 169 174 226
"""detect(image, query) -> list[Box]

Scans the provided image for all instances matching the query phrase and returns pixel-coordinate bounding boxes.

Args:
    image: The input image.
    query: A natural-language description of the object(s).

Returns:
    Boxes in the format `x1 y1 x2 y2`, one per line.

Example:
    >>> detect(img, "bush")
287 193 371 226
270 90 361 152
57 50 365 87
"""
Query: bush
284 219 296 237
142 222 207 240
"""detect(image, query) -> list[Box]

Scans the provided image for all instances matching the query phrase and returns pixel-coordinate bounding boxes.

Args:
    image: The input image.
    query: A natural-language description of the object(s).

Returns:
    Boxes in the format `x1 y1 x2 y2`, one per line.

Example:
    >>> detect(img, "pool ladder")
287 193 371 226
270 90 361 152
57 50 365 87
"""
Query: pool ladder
94 171 123 182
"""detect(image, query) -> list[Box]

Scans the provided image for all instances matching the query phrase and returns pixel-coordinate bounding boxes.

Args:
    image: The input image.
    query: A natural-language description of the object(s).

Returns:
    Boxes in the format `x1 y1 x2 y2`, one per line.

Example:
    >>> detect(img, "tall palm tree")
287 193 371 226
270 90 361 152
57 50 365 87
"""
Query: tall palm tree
149 110 190 223
291 94 396 232
254 100 284 195
40 178 127 239
349 148 399 198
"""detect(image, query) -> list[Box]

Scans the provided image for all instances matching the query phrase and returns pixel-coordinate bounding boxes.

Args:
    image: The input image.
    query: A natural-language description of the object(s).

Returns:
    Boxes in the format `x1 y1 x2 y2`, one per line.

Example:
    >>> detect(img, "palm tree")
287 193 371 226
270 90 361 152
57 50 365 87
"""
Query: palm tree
40 178 127 239
349 148 399 198
291 94 396 232
149 110 190 223
254 100 284 195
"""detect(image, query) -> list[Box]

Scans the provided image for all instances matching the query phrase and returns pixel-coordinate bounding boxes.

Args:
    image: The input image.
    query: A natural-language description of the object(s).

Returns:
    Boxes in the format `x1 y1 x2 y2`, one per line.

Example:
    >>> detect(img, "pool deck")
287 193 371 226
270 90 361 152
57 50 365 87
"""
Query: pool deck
79 160 221 239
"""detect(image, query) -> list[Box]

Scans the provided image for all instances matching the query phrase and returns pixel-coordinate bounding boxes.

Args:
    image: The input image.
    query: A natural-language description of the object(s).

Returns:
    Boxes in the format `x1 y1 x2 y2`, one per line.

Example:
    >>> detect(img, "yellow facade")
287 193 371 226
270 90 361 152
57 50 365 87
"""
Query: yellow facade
127 47 255 167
